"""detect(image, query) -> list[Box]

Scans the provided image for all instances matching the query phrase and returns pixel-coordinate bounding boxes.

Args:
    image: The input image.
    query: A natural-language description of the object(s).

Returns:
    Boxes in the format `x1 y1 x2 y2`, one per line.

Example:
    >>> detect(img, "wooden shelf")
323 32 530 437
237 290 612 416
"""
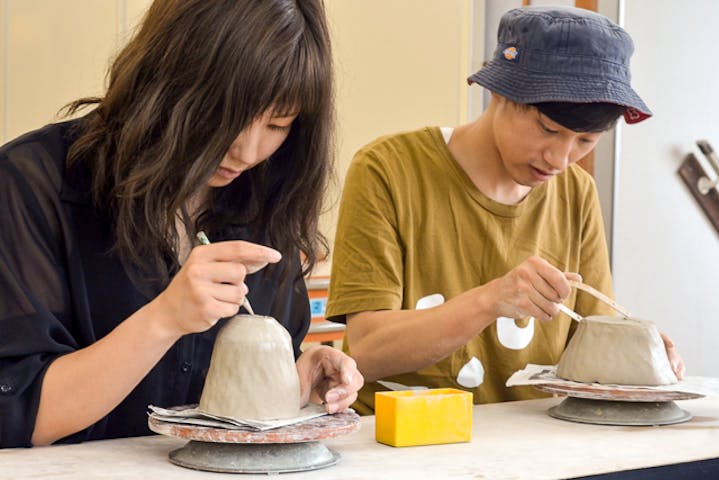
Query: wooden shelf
304 276 344 346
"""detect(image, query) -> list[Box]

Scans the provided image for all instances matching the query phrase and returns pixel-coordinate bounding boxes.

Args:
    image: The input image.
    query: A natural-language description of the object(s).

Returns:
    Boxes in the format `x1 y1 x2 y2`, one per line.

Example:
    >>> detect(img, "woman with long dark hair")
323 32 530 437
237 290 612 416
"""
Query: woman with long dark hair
0 0 362 447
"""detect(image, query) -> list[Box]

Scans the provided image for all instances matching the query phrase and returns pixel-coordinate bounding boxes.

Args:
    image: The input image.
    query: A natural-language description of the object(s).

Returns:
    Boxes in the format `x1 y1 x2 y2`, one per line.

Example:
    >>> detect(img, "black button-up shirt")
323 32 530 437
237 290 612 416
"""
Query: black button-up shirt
0 120 310 447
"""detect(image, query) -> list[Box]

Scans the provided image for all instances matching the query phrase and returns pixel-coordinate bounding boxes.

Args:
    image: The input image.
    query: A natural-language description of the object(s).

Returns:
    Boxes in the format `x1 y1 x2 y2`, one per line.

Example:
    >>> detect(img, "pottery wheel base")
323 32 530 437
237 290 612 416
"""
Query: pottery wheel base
149 409 360 474
548 397 692 426
169 440 340 474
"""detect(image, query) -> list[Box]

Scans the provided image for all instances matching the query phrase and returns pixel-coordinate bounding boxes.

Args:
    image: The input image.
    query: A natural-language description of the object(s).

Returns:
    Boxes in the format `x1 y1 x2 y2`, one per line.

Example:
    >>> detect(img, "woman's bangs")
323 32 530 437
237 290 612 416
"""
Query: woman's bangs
271 37 328 119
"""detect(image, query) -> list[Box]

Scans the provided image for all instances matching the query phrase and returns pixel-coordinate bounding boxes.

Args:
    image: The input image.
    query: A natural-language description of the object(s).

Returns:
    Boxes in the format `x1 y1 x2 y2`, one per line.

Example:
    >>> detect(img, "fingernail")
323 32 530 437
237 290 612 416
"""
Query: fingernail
325 390 343 403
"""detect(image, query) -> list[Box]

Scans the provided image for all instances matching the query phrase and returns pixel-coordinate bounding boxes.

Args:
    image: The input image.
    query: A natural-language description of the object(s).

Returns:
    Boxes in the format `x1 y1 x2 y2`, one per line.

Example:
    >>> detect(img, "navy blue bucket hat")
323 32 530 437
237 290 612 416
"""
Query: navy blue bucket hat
468 6 651 124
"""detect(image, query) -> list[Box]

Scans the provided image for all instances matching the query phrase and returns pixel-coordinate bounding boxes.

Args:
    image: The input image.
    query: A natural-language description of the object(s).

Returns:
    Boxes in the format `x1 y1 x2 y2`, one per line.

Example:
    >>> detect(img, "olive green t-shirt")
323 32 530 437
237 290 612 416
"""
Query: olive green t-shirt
327 127 613 414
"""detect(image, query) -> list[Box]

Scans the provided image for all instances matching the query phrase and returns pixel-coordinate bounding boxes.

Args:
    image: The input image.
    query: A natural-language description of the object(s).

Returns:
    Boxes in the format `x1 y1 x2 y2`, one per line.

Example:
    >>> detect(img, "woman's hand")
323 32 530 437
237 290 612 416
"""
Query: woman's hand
660 332 686 380
296 345 364 414
151 240 281 338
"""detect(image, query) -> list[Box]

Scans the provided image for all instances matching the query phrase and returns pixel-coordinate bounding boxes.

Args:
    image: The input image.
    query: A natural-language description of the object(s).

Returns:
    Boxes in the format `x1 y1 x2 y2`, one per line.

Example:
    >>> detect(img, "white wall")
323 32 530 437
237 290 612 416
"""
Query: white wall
0 0 150 144
614 0 719 376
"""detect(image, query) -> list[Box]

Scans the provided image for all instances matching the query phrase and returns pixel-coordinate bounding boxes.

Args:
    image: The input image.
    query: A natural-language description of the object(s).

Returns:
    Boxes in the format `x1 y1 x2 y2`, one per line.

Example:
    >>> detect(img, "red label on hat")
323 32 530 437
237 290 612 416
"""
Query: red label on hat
624 107 650 124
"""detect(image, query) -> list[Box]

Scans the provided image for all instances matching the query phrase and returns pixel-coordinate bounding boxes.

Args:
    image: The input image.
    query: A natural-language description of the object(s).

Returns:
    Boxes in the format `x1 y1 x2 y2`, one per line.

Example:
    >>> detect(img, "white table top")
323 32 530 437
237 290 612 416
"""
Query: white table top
3 396 719 479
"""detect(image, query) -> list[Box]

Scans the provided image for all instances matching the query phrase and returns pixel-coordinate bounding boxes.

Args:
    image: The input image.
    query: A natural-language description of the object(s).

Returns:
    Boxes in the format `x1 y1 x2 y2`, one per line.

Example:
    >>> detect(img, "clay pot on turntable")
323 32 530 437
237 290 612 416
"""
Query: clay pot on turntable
556 315 677 386
199 314 301 420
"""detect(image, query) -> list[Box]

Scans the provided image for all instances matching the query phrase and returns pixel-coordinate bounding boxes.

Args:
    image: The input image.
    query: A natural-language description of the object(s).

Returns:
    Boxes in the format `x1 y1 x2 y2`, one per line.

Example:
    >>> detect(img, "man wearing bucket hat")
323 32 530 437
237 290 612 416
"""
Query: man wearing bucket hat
326 6 684 414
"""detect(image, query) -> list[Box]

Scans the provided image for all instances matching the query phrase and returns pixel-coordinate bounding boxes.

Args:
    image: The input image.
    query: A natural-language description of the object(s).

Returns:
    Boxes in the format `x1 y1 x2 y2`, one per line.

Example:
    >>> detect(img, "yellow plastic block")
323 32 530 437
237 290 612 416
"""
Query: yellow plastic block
375 388 472 447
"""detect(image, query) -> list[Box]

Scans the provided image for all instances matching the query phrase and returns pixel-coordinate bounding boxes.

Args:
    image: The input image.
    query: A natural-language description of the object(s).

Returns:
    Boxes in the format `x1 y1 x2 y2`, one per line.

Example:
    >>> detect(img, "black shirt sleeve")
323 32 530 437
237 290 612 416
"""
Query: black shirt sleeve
0 127 80 447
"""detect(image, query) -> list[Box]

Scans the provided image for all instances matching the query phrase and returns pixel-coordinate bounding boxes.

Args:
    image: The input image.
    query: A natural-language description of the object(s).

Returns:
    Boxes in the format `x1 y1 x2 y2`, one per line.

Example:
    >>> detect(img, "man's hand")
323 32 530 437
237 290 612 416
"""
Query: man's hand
483 256 581 321
660 332 685 380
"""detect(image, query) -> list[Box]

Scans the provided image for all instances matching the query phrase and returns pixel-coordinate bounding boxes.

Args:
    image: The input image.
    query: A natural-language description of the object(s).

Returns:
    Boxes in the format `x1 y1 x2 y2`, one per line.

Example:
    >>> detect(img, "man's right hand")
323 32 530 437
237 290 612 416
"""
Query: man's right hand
482 256 580 322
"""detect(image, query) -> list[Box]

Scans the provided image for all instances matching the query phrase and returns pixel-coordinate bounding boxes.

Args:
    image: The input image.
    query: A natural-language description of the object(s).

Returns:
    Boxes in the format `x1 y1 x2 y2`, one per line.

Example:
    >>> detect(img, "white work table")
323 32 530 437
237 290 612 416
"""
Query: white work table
3 396 719 479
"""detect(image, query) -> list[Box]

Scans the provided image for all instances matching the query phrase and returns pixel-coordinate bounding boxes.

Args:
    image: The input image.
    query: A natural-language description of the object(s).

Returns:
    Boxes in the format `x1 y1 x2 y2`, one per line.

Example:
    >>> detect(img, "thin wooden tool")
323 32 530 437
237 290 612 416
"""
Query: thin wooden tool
559 280 632 322
558 304 583 322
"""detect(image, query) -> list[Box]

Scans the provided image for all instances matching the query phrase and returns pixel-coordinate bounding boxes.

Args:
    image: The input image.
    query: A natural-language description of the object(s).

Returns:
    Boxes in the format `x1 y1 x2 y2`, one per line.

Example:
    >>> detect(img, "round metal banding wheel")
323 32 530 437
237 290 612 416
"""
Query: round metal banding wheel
149 409 360 473
168 440 340 474
547 397 692 426
534 383 700 426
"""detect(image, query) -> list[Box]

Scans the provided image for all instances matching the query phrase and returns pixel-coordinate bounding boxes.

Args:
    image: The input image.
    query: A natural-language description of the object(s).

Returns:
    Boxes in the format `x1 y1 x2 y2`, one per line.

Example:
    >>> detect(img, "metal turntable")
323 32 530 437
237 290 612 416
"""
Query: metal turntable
148 409 360 474
534 383 704 426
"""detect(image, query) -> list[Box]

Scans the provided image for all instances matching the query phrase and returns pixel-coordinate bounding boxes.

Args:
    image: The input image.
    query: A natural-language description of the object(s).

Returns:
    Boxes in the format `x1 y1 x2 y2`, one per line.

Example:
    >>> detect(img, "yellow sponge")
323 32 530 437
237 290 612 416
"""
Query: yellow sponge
375 388 472 447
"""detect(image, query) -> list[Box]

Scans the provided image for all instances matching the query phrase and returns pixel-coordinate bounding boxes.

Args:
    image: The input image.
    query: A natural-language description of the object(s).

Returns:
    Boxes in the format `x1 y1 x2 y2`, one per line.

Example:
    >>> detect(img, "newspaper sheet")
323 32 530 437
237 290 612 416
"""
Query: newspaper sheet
147 403 327 431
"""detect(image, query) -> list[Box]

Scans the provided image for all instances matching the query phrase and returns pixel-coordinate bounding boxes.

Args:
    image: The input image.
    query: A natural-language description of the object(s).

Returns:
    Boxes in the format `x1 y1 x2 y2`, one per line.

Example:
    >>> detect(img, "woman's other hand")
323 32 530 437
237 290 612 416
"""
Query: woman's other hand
296 345 364 414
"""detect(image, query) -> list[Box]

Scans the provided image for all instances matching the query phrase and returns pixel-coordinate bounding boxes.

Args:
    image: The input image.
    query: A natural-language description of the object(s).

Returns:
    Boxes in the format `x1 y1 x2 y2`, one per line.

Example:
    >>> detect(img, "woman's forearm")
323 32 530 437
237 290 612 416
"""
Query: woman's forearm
31 301 180 446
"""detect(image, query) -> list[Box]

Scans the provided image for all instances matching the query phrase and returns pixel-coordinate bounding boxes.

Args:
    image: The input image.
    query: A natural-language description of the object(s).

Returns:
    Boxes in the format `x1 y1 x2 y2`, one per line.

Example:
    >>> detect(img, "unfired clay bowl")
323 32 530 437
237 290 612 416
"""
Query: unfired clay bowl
556 315 677 386
199 314 301 420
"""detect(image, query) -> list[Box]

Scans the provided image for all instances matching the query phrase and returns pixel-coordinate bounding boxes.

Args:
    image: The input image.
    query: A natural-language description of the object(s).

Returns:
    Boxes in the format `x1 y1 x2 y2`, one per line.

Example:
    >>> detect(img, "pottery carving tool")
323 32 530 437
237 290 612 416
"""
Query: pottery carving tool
196 231 256 315
558 280 631 322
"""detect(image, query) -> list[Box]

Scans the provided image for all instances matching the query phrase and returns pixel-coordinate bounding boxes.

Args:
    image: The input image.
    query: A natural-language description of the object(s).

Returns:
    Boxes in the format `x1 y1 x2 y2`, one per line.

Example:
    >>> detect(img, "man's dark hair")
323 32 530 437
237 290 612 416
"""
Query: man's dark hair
531 102 626 133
